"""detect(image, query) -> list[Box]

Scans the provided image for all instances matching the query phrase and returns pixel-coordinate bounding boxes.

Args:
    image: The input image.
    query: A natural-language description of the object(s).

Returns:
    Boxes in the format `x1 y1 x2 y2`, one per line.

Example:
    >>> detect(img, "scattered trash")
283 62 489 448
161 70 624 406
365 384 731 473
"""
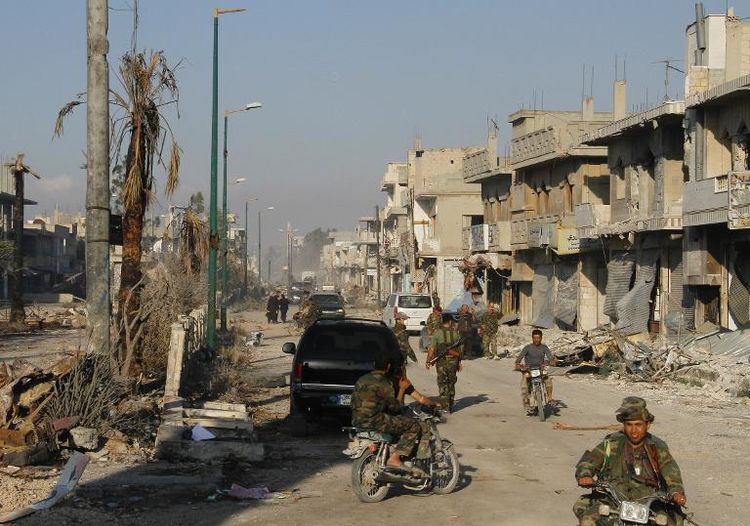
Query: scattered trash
191 425 216 442
228 484 269 500
0 451 89 523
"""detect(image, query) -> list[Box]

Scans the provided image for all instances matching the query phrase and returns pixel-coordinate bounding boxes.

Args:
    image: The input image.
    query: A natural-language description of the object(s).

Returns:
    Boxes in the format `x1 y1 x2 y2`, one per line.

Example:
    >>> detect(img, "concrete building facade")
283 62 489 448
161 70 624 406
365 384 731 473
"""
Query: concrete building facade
508 101 614 330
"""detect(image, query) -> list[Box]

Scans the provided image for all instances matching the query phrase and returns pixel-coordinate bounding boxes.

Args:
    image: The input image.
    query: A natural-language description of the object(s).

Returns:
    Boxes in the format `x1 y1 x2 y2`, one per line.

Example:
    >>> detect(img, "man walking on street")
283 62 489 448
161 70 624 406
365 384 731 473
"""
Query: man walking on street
426 313 463 413
266 293 279 324
479 303 501 359
279 293 290 323
515 329 555 414
393 313 417 364
457 303 475 358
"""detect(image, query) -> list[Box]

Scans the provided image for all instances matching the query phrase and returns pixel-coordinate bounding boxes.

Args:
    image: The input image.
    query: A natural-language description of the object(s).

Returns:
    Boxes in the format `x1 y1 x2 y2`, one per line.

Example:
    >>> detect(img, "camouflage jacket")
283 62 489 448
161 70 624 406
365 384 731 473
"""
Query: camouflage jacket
575 431 684 499
394 323 410 347
430 327 462 360
480 311 501 336
425 313 442 335
456 313 473 334
351 371 400 429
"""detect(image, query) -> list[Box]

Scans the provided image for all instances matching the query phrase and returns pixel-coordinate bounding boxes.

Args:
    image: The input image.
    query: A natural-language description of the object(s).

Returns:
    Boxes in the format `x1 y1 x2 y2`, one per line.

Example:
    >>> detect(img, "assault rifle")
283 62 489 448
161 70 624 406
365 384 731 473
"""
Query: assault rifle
427 338 464 366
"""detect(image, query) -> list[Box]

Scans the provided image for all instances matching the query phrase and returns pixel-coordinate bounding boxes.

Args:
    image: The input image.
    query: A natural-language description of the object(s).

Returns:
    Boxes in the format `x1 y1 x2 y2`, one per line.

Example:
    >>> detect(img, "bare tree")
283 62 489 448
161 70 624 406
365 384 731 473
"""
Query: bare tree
3 155 40 324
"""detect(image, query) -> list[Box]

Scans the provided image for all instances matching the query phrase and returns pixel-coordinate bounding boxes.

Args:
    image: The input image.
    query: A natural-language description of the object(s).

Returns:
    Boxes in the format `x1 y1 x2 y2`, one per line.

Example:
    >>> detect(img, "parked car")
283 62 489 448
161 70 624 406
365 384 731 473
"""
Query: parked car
382 293 434 333
283 318 401 436
309 292 346 319
289 282 311 304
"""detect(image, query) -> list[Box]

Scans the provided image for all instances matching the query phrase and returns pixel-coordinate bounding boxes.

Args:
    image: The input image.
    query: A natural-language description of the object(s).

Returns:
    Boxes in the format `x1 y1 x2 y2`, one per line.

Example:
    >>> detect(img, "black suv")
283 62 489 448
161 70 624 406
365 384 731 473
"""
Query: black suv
282 318 401 436
308 292 346 319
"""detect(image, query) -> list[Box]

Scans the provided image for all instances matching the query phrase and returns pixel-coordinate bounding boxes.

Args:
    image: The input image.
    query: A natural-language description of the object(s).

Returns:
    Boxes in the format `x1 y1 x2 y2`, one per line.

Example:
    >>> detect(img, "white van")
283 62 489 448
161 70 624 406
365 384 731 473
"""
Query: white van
382 293 434 333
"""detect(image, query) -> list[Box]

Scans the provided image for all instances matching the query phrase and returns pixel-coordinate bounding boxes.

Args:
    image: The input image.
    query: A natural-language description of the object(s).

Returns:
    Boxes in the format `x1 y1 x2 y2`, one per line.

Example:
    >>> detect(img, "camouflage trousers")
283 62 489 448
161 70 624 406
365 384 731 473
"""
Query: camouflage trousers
369 414 421 458
400 342 417 363
436 356 460 411
521 374 553 408
482 333 498 357
573 495 680 526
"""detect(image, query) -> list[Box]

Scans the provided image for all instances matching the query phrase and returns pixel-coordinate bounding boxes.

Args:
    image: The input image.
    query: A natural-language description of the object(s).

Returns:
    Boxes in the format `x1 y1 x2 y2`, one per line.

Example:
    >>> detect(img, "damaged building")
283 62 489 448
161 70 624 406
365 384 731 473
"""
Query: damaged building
682 8 750 330
462 126 515 313
580 99 688 336
507 96 614 331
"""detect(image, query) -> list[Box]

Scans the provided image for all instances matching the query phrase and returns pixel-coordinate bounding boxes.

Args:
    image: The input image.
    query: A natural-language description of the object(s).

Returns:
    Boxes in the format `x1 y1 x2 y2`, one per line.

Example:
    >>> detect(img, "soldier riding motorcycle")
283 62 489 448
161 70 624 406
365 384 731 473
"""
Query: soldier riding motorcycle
574 397 689 526
344 403 459 503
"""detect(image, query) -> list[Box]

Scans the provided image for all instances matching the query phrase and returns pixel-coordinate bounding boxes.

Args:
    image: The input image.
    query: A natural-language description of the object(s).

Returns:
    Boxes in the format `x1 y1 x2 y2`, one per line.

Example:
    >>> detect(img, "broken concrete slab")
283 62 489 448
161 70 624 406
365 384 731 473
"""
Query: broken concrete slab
69 427 100 451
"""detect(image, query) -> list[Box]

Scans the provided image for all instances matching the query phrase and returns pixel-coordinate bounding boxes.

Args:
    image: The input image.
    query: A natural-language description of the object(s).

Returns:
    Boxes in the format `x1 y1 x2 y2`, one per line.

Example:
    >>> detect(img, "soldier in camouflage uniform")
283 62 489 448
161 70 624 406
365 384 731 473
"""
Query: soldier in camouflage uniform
456 303 475 358
479 303 501 359
426 314 463 413
351 353 421 469
393 314 417 363
573 397 686 526
425 307 443 336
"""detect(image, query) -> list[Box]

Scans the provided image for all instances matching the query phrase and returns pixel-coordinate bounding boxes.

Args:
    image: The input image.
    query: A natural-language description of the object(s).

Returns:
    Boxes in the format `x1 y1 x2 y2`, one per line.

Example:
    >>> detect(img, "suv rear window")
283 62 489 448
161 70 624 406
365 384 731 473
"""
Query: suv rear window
398 295 432 309
301 326 394 360
311 294 342 308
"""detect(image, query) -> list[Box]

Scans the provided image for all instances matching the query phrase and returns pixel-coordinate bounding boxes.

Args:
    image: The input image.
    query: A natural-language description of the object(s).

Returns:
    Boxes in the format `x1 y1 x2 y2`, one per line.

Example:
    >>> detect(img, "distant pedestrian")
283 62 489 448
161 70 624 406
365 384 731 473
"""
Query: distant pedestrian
266 293 279 324
393 313 417 364
279 294 290 323
456 304 475 358
479 303 502 359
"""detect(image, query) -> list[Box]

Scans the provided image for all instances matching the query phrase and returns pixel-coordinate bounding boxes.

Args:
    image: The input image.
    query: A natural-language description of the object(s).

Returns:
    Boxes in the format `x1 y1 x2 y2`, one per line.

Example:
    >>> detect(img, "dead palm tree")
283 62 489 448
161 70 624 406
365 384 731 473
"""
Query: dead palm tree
55 50 181 375
3 154 40 324
179 208 208 275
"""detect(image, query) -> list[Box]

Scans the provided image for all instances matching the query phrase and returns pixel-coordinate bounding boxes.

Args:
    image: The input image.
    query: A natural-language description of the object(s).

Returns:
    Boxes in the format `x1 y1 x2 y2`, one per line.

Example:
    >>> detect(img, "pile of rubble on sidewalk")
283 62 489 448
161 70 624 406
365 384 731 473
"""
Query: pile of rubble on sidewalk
497 322 750 398
0 353 160 469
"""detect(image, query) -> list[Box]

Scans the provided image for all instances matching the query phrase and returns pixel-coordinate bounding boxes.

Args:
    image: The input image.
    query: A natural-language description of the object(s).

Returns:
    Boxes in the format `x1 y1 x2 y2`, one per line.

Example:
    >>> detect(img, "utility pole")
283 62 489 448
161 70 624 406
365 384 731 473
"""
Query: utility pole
86 0 110 355
375 205 381 307
243 200 248 296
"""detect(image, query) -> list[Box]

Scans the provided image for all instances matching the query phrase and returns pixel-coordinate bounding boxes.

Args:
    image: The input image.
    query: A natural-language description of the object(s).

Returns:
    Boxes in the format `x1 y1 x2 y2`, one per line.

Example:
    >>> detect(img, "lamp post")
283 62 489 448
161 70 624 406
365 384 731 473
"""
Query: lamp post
258 206 274 282
221 102 262 331
243 197 258 297
219 176 247 337
207 6 245 354
280 223 299 287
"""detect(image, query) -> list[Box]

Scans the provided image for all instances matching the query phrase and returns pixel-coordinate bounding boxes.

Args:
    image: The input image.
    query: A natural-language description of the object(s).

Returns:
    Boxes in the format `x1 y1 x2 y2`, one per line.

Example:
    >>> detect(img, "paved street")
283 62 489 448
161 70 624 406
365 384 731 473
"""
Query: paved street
159 314 748 526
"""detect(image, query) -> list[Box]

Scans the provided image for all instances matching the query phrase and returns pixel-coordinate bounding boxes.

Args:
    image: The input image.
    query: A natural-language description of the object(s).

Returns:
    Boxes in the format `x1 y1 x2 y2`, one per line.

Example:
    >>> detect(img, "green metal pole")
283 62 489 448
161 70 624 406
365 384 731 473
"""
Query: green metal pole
220 114 229 334
207 13 219 353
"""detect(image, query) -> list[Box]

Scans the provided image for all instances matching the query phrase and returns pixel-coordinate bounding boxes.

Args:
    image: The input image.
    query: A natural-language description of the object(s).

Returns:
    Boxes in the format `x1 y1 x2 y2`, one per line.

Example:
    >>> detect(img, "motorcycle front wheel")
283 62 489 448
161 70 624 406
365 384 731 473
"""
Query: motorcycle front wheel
431 443 460 495
351 450 389 503
534 386 546 422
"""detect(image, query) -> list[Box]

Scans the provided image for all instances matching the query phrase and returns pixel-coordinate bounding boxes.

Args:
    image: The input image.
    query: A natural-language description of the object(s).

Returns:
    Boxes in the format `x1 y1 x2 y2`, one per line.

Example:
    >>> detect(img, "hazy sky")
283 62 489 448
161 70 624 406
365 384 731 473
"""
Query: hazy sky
0 0 741 251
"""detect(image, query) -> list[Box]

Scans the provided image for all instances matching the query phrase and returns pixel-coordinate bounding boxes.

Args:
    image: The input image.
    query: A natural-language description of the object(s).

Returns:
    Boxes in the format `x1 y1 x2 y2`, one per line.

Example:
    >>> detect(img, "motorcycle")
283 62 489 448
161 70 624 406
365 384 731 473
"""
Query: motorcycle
343 405 460 503
587 481 687 525
521 365 548 422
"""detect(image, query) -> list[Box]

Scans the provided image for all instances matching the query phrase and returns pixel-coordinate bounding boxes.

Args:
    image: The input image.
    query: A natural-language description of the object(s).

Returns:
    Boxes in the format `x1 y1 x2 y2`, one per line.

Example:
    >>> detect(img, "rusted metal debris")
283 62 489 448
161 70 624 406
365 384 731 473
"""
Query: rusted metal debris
0 355 77 466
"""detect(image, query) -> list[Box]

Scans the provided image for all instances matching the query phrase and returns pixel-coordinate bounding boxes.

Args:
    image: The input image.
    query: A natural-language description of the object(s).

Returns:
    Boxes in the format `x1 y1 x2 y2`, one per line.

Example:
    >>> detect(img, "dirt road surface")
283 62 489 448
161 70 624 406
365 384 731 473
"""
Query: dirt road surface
17 309 749 525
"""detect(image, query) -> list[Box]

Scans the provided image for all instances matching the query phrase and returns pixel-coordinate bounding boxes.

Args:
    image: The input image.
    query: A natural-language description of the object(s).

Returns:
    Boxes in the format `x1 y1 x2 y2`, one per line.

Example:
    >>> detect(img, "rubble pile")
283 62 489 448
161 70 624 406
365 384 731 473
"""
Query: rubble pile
0 354 161 469
499 323 750 397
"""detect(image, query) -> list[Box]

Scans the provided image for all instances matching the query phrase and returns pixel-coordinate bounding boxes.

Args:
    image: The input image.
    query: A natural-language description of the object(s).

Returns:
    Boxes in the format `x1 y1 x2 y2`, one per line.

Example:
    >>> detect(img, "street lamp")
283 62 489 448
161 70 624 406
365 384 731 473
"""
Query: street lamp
207 6 246 354
220 174 249 336
280 223 299 287
258 206 274 282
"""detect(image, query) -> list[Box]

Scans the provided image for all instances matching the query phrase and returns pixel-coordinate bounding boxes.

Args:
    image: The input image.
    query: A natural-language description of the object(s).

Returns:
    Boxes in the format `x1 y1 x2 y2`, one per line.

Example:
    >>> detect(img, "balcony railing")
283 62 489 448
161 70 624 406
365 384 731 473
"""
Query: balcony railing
575 203 611 239
420 237 440 255
489 221 511 252
511 215 558 247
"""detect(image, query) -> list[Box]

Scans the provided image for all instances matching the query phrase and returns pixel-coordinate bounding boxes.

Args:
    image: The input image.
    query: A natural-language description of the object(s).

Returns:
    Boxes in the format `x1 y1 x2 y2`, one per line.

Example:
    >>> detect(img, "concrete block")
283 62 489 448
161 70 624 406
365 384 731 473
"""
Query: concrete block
183 408 249 420
155 438 265 463
70 427 100 451
199 401 246 412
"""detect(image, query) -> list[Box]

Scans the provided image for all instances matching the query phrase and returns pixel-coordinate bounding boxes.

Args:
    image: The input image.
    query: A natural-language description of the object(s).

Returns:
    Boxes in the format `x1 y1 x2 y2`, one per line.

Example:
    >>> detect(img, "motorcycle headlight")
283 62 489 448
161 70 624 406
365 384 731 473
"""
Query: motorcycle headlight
597 504 611 516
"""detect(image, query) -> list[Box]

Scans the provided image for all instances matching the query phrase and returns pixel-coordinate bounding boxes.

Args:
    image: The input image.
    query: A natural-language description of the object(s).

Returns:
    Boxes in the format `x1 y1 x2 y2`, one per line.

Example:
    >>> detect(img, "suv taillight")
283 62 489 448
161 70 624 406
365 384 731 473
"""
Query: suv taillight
294 362 303 381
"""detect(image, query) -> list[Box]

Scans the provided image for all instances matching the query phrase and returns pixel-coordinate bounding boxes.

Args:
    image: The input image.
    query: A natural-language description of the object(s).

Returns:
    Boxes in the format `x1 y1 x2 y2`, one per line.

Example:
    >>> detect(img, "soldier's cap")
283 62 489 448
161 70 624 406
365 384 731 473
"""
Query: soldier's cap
615 396 655 423
395 312 410 320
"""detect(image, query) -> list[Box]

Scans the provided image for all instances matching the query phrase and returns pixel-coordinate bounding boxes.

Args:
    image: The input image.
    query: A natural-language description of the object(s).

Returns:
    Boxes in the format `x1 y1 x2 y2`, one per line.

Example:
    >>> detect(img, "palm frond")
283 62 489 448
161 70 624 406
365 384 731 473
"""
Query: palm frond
53 98 85 138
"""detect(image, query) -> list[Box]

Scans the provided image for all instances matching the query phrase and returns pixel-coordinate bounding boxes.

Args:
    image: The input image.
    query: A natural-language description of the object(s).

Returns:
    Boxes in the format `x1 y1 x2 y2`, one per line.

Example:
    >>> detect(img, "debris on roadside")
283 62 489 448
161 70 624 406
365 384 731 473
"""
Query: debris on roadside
498 322 750 397
0 451 89 523
155 400 264 463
